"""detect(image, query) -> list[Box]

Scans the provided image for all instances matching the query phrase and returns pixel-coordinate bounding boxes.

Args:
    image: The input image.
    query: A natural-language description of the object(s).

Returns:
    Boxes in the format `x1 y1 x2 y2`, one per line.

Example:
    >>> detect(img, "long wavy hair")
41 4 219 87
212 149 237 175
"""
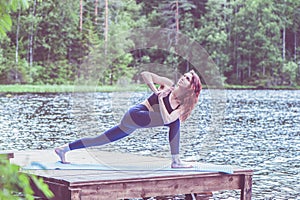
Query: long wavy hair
177 70 202 122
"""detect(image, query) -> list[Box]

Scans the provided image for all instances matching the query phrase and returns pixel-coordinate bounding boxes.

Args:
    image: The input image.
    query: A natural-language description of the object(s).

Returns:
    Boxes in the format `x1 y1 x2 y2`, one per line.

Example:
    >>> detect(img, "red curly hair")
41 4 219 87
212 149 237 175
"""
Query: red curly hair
178 70 202 122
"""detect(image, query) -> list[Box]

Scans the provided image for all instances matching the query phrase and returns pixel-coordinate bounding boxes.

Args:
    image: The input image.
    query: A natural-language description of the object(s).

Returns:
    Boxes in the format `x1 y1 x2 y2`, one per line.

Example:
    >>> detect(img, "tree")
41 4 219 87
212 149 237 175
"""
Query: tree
195 0 229 81
225 0 283 85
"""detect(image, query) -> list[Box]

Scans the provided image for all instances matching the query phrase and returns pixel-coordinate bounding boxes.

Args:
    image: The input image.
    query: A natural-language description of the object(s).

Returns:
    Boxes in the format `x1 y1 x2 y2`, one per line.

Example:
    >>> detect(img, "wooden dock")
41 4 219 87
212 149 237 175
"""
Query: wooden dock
9 150 253 200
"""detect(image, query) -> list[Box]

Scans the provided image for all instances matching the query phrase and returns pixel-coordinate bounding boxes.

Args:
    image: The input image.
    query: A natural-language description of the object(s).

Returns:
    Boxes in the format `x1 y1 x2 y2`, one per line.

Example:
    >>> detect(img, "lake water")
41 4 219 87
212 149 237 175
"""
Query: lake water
0 90 299 199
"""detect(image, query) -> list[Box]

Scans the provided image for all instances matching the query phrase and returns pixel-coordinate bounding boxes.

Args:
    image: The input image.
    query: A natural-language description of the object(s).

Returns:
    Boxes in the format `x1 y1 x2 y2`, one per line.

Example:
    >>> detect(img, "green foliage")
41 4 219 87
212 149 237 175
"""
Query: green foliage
0 38 29 84
196 0 229 76
282 61 298 85
0 13 12 37
0 0 300 87
30 61 76 85
0 155 54 200
0 0 28 38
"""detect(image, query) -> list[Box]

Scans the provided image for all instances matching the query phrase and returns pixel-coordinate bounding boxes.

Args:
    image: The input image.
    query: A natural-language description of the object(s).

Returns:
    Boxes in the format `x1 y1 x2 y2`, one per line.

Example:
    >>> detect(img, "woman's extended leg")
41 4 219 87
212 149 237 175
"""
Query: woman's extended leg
55 125 134 163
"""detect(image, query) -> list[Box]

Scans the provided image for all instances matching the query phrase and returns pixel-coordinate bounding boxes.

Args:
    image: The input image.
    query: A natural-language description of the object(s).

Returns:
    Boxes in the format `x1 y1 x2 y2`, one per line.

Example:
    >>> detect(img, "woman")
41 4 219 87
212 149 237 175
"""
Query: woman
55 70 202 168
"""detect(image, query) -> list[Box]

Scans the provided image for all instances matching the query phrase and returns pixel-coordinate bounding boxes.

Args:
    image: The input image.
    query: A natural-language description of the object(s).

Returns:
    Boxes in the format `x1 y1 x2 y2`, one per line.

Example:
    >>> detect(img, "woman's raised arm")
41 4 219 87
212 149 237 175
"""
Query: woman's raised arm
141 71 174 95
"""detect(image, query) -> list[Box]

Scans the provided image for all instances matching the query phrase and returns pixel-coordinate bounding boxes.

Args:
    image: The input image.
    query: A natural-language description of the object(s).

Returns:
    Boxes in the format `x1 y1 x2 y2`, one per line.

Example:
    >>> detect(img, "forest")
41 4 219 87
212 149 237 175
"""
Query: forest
1 0 300 88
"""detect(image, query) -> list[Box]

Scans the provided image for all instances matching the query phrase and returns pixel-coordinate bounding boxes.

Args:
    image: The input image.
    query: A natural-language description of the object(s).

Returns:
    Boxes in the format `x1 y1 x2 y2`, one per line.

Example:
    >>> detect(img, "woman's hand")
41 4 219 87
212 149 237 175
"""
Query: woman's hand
157 87 173 99
157 87 180 124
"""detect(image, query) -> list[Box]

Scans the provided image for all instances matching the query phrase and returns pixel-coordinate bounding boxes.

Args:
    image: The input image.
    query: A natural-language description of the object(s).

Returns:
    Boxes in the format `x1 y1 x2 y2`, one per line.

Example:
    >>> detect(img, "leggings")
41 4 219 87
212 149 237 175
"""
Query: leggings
69 104 180 155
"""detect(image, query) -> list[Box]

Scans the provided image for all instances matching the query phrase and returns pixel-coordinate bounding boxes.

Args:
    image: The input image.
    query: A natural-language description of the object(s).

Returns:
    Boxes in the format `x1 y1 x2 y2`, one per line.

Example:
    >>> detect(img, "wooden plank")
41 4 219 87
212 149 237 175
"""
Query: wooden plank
11 149 170 170
65 169 253 187
76 173 244 199
29 177 71 200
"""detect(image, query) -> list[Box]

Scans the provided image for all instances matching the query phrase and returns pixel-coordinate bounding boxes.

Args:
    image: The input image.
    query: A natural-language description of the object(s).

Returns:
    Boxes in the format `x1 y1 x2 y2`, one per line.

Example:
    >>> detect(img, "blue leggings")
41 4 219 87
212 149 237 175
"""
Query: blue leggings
69 104 180 155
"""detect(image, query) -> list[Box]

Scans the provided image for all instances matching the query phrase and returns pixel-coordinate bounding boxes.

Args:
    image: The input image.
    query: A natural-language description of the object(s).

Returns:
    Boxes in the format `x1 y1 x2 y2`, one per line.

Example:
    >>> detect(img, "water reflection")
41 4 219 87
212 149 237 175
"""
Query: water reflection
0 90 299 199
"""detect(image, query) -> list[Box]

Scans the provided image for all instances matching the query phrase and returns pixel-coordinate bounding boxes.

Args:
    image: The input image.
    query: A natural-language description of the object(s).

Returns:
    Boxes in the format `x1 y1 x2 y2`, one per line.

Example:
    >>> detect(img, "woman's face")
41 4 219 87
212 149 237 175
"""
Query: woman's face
178 72 193 89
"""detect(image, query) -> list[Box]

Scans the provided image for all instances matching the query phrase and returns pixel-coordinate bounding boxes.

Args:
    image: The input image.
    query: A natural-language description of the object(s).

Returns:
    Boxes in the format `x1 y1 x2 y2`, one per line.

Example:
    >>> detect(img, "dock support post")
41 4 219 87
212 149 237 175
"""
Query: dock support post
70 188 81 200
240 174 252 200
185 192 213 200
0 152 14 162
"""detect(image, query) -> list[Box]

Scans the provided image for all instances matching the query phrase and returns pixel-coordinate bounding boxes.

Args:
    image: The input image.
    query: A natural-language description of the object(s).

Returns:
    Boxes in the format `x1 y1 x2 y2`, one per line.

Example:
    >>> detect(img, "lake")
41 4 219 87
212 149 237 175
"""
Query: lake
0 90 299 199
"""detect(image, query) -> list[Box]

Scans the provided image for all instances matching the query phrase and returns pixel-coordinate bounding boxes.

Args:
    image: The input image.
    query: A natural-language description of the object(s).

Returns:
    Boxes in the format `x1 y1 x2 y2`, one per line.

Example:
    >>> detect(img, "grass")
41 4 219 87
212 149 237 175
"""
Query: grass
223 84 257 89
224 84 300 90
0 84 148 93
0 84 299 93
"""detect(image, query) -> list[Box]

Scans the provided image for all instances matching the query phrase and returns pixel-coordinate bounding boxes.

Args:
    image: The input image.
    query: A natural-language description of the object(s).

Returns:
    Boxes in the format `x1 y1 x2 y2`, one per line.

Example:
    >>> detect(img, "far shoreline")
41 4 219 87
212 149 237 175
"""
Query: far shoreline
0 84 299 94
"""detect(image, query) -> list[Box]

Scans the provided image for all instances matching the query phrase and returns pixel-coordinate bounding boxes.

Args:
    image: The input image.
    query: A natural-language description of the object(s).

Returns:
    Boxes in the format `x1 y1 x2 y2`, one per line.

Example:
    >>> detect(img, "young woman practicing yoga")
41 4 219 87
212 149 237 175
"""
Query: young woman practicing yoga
55 70 202 168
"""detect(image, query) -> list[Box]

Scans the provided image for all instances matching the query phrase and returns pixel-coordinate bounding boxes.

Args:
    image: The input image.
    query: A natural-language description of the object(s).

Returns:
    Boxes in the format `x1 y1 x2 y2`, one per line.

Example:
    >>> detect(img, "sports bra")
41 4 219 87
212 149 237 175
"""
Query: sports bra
147 93 179 114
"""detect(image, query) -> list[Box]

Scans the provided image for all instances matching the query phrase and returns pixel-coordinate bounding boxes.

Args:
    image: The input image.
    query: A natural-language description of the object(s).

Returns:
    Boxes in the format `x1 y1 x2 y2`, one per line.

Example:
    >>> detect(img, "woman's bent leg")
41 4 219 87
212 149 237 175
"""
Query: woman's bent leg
68 104 154 150
167 119 192 168
167 118 180 155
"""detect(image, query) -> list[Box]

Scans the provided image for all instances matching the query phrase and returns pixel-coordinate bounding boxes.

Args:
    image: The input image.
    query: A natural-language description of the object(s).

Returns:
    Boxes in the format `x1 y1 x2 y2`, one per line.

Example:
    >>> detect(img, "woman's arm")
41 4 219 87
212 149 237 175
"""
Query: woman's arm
158 92 181 124
141 71 174 95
